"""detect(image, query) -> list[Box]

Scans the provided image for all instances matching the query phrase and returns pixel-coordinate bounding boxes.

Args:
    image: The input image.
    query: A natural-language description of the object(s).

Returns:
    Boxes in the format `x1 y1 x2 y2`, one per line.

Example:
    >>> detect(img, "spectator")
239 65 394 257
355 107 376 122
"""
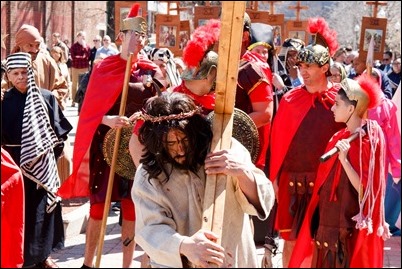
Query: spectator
94 35 119 62
70 30 91 107
51 32 69 64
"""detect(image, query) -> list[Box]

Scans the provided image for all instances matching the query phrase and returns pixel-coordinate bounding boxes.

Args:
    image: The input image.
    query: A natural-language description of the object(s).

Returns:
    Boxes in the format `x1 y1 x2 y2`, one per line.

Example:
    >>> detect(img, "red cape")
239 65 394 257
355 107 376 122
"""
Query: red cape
289 124 386 268
269 85 339 181
58 55 128 198
1 150 25 268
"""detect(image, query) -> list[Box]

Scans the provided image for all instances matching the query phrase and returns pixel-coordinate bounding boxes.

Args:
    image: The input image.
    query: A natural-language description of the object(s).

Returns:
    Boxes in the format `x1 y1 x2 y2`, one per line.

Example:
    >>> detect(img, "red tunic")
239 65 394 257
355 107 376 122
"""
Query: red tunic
237 51 274 169
269 84 345 239
289 121 387 267
1 150 25 268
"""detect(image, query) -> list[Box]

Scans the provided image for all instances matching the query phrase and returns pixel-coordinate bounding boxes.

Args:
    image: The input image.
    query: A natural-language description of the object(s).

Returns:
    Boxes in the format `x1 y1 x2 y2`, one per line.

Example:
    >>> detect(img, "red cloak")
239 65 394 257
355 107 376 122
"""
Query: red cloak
1 149 25 268
58 55 130 198
289 122 387 267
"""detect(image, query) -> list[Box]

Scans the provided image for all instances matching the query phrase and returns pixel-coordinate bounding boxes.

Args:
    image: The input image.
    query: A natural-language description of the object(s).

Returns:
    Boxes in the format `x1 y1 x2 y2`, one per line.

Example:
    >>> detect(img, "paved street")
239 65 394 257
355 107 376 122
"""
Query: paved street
53 104 401 268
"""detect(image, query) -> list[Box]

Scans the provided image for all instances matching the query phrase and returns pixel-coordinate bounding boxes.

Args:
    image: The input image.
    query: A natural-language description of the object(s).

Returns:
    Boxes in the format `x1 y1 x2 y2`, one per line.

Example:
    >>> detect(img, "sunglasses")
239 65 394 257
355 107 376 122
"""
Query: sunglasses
383 58 391 61
93 40 101 42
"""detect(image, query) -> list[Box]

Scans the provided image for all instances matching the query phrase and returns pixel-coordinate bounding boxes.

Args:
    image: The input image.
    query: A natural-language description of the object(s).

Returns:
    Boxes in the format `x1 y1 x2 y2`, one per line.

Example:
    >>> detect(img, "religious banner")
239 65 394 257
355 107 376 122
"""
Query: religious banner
179 20 190 52
193 5 221 29
359 16 387 61
285 20 309 45
246 2 285 50
155 14 181 55
267 14 285 48
114 1 147 37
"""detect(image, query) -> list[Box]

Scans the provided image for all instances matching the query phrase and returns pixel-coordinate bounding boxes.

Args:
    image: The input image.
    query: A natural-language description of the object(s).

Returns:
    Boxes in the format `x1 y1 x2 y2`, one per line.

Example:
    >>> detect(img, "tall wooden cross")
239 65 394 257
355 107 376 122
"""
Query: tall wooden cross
266 1 281 14
366 1 387 18
201 1 246 245
288 1 308 21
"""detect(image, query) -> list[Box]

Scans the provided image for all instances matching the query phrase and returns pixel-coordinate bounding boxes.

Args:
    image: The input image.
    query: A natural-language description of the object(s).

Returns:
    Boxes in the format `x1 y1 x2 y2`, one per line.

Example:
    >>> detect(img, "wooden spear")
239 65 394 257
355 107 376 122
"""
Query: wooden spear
94 53 134 268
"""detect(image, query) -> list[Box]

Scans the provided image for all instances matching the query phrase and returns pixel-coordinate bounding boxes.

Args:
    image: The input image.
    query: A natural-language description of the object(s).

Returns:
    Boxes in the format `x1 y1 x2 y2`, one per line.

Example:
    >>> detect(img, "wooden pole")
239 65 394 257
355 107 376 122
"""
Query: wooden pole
94 53 134 268
201 1 245 245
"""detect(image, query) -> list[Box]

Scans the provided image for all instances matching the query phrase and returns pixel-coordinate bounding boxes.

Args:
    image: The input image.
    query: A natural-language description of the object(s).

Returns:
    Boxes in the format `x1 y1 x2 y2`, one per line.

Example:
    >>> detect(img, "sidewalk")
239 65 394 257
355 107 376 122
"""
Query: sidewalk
57 105 401 268
53 206 401 268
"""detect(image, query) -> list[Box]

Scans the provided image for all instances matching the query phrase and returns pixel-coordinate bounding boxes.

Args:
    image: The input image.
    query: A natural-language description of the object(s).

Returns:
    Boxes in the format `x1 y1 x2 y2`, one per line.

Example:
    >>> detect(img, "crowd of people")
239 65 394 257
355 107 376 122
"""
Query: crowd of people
1 2 401 268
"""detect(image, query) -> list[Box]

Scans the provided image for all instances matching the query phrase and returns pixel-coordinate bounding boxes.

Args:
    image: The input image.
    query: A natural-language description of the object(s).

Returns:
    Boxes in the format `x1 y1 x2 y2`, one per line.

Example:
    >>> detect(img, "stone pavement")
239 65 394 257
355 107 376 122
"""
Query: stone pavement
52 207 401 268
55 104 401 268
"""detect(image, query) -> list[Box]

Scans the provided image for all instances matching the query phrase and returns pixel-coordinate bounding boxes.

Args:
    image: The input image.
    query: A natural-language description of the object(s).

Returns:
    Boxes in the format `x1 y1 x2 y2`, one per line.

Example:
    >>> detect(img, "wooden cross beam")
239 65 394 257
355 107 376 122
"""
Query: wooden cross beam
165 1 185 15
366 1 387 18
201 1 246 244
266 1 282 15
288 1 308 21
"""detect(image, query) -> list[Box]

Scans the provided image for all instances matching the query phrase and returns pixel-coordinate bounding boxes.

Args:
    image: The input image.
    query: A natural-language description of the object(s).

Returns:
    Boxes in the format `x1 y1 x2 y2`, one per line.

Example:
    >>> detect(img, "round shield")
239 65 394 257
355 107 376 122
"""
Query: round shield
206 108 260 163
102 125 136 180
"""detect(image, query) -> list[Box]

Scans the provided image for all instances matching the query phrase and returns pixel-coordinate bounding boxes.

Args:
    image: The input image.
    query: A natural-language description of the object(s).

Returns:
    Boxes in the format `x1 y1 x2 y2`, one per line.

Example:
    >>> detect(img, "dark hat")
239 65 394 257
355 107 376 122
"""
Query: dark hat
121 3 147 35
247 23 273 51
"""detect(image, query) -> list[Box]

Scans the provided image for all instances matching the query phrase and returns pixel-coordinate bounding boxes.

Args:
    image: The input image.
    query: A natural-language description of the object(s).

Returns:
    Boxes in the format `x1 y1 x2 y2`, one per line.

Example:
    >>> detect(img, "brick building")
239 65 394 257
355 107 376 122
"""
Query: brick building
1 1 108 60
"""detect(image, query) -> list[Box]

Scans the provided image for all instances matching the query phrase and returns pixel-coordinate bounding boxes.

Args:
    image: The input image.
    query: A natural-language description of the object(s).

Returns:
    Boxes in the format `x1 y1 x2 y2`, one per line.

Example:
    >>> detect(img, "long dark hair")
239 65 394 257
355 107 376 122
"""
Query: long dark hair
138 92 213 182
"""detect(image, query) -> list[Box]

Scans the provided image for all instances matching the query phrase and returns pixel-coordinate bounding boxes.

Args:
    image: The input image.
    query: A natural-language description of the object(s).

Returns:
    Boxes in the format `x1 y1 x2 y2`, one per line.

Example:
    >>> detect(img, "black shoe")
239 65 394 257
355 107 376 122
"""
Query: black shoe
112 201 121 211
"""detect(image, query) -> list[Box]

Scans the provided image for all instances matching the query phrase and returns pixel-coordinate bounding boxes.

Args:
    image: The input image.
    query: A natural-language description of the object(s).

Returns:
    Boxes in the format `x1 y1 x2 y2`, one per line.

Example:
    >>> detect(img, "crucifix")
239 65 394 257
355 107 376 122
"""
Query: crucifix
288 1 308 21
366 1 387 18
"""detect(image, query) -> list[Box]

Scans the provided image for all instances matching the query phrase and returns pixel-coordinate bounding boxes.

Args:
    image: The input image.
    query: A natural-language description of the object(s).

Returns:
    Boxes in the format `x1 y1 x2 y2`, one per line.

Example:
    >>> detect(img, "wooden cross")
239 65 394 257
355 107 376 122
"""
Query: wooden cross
288 1 308 21
366 1 387 18
266 1 281 15
201 1 246 245
164 1 187 15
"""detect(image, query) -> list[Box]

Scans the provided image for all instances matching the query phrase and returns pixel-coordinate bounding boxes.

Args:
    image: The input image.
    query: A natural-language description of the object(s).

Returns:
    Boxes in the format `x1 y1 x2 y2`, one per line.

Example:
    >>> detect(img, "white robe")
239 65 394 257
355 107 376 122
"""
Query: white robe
132 139 275 268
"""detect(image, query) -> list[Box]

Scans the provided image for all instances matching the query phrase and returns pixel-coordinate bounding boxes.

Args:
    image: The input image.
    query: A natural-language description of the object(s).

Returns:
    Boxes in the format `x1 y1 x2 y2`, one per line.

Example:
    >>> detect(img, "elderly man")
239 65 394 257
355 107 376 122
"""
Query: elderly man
9 24 69 109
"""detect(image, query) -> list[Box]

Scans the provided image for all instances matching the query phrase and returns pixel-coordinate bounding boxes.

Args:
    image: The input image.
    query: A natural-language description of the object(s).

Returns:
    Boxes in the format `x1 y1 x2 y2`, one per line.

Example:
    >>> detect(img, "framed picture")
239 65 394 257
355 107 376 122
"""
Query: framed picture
193 5 221 29
155 14 180 55
359 16 387 61
158 25 177 47
285 20 309 45
178 20 191 54
114 1 148 35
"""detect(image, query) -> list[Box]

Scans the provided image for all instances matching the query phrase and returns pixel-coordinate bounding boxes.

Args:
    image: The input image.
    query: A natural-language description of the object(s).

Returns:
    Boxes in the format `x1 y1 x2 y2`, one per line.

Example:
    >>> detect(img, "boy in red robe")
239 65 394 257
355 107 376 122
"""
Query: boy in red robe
289 75 391 267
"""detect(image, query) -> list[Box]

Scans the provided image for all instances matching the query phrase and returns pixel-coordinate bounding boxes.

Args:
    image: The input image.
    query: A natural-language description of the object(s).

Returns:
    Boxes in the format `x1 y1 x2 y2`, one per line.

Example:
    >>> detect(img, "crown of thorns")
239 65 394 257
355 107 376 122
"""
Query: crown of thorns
133 107 202 123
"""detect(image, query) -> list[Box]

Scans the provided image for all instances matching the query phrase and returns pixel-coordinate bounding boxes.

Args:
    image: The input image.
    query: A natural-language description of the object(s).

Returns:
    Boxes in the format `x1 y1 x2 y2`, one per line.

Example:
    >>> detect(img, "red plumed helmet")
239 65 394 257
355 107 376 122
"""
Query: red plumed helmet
356 73 382 109
297 17 339 67
181 19 221 80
